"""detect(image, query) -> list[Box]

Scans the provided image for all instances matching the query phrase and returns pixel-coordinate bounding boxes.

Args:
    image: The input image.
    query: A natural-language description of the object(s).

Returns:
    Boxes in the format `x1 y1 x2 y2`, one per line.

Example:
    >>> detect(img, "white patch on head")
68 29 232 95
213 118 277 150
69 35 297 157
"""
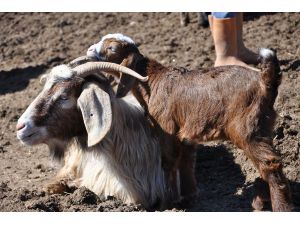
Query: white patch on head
50 64 73 79
101 33 135 45
259 48 274 59
87 43 101 59
87 33 135 59
44 65 74 90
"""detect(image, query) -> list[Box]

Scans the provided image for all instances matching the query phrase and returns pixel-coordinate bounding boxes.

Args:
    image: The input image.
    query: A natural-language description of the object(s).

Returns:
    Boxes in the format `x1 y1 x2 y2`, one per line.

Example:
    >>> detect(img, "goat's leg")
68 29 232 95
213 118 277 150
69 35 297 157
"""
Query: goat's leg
44 168 77 194
242 140 292 211
178 146 198 198
251 177 271 211
44 149 81 194
160 140 181 203
45 178 71 194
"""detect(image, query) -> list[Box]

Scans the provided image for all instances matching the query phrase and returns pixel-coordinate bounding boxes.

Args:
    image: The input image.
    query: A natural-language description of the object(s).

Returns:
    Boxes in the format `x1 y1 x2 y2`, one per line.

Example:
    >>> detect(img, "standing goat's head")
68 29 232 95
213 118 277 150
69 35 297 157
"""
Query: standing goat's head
87 33 145 97
16 60 146 158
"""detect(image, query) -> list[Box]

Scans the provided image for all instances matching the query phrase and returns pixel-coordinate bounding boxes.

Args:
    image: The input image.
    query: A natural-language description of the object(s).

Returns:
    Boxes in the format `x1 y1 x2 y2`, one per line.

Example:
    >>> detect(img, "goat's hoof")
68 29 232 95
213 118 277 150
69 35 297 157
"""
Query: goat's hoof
252 196 265 211
176 190 199 208
44 181 68 194
252 195 273 211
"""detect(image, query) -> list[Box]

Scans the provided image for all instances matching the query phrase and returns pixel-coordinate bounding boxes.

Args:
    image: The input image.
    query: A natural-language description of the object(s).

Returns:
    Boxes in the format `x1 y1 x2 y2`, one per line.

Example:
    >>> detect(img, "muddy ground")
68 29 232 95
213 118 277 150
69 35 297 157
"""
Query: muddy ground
0 12 299 212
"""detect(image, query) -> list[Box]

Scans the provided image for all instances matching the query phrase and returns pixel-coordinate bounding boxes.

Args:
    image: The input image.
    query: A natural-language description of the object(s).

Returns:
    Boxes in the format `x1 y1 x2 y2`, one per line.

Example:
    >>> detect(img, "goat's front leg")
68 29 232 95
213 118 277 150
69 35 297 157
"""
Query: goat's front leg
251 177 271 211
44 149 81 194
44 171 76 194
157 128 182 203
178 145 198 201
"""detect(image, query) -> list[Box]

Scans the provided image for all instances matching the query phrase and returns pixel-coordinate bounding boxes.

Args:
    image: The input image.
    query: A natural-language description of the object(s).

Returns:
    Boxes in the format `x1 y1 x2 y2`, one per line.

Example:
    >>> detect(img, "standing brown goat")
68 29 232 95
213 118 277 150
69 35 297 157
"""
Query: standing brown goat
85 33 292 211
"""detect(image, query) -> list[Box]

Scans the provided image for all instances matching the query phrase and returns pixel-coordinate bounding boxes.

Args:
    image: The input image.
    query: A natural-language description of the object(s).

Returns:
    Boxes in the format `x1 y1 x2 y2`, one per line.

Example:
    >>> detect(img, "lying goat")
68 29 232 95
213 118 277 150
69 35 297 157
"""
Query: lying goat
16 61 167 210
85 33 293 211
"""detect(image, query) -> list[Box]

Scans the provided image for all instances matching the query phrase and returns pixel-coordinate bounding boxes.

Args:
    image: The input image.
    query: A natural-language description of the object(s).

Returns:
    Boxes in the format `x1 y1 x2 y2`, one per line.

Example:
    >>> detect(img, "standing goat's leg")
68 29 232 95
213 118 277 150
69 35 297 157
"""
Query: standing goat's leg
251 177 271 210
178 146 198 200
242 139 292 211
160 138 182 204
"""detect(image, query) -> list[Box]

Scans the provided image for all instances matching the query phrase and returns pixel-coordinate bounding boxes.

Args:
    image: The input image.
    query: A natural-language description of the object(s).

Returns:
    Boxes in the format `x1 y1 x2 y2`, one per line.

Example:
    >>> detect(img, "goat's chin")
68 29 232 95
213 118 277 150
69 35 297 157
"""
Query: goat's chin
18 135 44 146
17 127 47 146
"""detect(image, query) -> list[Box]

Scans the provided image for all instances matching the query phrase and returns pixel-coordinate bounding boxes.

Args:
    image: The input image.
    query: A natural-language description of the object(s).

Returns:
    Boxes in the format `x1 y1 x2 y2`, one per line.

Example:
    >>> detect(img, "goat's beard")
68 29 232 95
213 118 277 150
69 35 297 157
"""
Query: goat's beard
47 138 69 161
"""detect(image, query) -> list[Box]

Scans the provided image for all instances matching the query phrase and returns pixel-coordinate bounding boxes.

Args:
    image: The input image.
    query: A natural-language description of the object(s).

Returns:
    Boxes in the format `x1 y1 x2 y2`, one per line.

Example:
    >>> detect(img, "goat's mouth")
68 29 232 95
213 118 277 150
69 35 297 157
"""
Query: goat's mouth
17 128 46 146
21 131 36 140
86 50 103 61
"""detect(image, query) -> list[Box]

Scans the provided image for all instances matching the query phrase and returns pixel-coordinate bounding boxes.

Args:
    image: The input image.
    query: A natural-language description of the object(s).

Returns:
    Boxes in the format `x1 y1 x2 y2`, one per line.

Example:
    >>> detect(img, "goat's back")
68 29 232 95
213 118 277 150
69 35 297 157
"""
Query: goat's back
150 65 277 144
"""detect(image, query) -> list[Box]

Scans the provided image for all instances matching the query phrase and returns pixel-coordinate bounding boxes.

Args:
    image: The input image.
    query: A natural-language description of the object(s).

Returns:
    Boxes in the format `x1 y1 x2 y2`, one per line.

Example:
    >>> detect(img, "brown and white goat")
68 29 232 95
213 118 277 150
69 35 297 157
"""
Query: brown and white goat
85 33 293 211
16 61 167 210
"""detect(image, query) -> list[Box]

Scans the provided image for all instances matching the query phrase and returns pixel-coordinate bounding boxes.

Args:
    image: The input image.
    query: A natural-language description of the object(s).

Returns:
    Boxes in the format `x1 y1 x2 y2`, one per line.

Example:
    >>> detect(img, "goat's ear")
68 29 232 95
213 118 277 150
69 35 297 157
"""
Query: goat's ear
77 82 112 147
116 52 142 98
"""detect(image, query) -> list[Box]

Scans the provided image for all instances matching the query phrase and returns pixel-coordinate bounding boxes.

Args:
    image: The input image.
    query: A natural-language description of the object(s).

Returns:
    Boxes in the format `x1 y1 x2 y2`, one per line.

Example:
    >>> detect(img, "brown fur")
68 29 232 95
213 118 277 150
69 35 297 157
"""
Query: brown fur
96 37 292 211
20 73 168 209
32 77 86 158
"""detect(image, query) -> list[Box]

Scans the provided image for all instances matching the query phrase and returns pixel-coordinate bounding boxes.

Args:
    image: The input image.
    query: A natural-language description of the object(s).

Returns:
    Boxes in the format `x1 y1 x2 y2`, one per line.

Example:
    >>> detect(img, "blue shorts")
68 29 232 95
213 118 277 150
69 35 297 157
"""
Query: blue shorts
212 12 236 19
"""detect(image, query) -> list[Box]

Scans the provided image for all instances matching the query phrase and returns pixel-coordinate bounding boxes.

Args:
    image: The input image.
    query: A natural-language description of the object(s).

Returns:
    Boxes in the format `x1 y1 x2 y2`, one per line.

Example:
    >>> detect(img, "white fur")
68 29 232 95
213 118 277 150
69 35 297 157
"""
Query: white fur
122 94 142 108
17 91 48 145
66 146 137 204
50 64 73 79
259 48 275 59
44 65 74 90
101 33 135 45
88 33 135 59
50 95 167 209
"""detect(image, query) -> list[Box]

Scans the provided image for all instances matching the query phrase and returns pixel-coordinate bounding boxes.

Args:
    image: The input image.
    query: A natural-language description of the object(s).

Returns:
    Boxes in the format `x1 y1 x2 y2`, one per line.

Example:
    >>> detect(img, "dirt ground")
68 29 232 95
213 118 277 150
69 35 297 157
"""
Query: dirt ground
0 12 299 212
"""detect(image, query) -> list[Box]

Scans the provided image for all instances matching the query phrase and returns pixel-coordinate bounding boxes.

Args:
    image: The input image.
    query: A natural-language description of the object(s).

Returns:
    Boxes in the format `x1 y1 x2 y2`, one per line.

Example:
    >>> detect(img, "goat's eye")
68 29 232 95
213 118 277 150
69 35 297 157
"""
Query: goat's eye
107 46 116 53
60 94 68 100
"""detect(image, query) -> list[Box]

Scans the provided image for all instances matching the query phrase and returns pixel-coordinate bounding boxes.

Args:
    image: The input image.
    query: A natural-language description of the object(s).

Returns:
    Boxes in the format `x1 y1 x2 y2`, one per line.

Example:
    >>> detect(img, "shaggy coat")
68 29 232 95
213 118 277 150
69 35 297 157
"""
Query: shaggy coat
17 66 167 210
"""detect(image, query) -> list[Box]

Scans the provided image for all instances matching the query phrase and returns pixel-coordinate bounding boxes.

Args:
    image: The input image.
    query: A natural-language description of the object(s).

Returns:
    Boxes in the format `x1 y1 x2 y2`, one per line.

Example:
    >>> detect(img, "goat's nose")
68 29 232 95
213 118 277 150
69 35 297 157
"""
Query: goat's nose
88 45 96 52
16 122 26 131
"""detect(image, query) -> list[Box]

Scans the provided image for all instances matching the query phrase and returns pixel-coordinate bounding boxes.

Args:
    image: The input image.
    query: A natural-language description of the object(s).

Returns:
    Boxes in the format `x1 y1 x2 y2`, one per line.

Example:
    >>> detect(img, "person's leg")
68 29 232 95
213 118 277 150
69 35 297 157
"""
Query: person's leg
210 12 258 70
236 12 259 65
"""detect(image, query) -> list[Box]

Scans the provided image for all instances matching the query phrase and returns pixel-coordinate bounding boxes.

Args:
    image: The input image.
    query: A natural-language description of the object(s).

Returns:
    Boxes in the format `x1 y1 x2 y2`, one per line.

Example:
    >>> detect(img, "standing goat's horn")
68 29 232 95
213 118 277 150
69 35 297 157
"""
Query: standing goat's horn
72 62 148 82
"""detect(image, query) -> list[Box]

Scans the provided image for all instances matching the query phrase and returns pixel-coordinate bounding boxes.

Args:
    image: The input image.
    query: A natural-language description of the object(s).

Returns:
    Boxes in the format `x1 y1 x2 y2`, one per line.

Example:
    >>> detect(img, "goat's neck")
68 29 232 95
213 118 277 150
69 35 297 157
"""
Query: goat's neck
133 57 169 112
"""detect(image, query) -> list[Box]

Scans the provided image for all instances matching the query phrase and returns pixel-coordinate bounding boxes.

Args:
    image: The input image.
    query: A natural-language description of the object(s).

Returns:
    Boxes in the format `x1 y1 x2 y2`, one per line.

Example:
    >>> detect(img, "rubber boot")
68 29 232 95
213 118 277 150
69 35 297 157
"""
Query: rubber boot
209 15 259 71
236 13 259 65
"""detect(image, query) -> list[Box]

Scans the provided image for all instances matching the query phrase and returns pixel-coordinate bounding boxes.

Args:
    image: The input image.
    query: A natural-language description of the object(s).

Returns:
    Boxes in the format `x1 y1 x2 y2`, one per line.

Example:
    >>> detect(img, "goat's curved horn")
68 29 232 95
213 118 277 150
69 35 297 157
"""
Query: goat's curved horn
72 62 148 82
68 56 97 68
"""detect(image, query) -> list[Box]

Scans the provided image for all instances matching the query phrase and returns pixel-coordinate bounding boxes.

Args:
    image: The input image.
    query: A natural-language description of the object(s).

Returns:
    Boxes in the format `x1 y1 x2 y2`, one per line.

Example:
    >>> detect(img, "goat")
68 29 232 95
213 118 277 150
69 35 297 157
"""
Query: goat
16 61 167 210
85 33 293 211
